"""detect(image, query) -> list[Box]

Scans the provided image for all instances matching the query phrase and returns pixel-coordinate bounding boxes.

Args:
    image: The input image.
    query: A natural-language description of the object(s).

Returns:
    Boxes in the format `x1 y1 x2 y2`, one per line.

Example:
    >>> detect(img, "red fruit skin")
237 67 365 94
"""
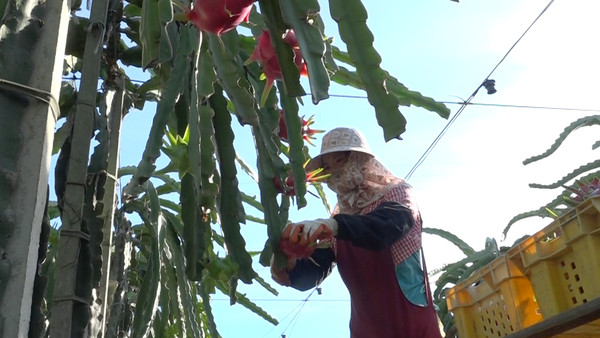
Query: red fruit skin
273 174 297 197
187 0 255 35
280 239 315 258
278 110 288 140
253 31 276 61
250 30 308 87
278 110 320 143
283 30 308 76
284 175 295 195
273 176 284 194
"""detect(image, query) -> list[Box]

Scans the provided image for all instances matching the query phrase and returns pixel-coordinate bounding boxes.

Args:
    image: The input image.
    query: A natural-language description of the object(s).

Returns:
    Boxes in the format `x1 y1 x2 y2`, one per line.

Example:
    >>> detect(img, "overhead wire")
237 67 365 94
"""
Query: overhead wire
325 94 600 113
260 299 306 338
212 298 348 302
404 0 556 181
278 287 320 338
439 101 600 113
257 287 323 338
62 77 600 114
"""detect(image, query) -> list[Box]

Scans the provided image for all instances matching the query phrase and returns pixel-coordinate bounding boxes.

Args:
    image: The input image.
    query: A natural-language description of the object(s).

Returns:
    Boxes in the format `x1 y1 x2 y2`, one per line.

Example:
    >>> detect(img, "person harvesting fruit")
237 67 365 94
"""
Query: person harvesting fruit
271 127 442 338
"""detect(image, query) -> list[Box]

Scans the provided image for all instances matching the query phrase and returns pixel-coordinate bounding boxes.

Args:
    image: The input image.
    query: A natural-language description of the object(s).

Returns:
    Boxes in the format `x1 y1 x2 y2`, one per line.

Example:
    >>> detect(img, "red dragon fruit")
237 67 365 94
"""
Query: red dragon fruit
273 167 329 197
564 177 600 203
279 220 314 257
187 0 255 35
278 110 324 145
279 223 333 258
246 30 308 105
279 239 316 258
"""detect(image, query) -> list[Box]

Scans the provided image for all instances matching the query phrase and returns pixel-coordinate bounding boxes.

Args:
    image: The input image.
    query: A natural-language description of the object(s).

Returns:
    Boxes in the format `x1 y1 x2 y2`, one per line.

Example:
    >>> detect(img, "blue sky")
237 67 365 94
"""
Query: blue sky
111 0 600 336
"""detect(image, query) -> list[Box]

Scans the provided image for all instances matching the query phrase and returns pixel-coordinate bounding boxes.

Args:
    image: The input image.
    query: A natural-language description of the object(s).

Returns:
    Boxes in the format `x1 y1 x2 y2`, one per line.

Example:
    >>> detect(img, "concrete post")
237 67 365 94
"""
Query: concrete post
0 0 71 337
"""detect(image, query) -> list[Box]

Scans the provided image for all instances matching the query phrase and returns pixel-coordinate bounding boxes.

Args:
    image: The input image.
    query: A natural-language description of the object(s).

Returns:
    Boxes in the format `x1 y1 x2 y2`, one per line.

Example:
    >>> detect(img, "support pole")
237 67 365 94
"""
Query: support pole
98 77 124 338
50 0 111 335
0 0 71 337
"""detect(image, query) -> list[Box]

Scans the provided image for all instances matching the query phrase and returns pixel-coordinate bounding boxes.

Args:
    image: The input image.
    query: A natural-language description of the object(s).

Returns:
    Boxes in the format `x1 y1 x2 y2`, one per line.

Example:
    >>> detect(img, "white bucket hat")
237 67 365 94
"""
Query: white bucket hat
306 127 374 170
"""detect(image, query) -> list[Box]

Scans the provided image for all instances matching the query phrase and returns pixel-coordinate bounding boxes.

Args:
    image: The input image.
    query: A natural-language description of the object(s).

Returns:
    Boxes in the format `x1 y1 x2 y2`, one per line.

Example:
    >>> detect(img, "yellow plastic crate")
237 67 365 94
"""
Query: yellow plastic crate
511 196 600 319
446 255 542 337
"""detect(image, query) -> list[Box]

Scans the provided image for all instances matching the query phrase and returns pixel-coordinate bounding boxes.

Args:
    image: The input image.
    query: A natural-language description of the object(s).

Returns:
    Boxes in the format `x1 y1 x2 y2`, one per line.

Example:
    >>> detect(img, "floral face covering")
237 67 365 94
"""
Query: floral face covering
326 152 404 214
326 153 367 195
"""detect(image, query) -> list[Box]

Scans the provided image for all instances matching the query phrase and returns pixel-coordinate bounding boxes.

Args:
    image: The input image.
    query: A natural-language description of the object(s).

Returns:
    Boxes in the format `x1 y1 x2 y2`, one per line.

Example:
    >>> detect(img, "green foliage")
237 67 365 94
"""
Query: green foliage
504 115 600 237
163 216 204 336
211 86 256 284
207 32 259 125
329 0 406 141
423 227 476 257
279 82 309 208
123 24 199 199
180 172 207 281
523 116 600 165
279 0 330 104
139 0 173 69
131 183 163 338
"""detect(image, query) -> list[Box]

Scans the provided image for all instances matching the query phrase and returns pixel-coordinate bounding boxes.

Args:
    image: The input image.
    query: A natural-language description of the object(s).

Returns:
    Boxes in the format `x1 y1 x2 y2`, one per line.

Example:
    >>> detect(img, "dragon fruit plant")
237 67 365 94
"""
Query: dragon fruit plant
504 115 600 237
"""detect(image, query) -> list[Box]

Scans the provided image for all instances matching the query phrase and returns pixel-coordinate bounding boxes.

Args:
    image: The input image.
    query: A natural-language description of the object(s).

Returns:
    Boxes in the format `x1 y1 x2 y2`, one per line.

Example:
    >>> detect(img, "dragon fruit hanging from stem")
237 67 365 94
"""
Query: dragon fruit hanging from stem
277 110 324 146
185 0 255 35
273 167 329 197
245 29 308 106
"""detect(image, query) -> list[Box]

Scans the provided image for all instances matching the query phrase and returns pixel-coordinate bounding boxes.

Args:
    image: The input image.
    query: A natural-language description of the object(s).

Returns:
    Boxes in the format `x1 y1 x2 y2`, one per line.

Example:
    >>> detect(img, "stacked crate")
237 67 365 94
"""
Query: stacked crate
445 255 542 337
447 196 600 337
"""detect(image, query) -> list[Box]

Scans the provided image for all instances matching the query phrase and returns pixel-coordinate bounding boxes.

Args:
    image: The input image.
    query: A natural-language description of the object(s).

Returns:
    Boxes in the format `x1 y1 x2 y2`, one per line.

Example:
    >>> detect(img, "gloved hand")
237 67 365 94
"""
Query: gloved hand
281 218 338 246
270 254 296 286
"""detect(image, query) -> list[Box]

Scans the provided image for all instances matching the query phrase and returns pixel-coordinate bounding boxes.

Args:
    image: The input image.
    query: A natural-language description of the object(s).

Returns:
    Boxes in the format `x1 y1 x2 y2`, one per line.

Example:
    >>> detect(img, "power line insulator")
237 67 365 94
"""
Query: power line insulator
483 79 497 94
